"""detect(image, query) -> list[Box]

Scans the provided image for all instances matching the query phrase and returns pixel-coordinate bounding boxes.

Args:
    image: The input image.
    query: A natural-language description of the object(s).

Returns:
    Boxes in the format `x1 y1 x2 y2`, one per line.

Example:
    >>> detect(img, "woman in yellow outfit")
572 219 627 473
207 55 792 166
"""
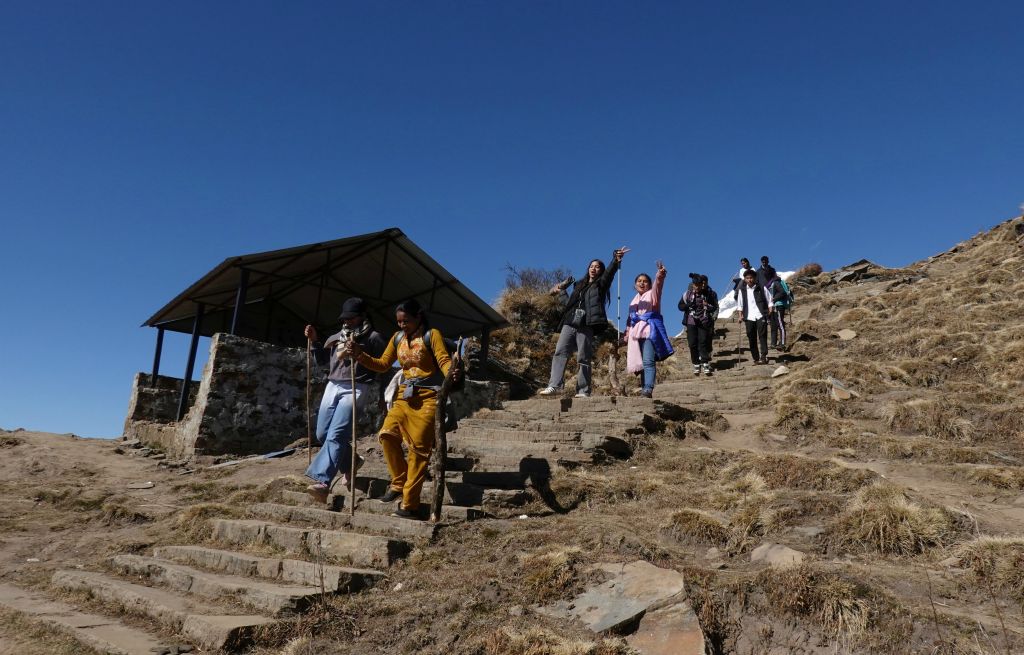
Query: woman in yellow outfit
343 299 456 519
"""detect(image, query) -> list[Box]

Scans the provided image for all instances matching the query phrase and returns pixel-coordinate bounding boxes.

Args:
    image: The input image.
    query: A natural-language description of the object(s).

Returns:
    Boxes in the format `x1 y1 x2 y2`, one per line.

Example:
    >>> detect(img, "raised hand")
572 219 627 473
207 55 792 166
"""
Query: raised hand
614 246 631 262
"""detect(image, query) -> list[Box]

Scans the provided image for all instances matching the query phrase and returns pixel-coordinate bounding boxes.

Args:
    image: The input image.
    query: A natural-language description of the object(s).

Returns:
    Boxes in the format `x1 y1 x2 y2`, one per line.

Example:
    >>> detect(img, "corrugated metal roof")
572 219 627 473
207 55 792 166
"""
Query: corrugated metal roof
143 228 506 346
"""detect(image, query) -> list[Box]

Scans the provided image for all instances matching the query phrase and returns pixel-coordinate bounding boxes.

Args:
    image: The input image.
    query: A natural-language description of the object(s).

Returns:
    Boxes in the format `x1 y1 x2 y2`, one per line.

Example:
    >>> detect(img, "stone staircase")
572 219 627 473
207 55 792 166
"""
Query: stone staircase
0 395 700 653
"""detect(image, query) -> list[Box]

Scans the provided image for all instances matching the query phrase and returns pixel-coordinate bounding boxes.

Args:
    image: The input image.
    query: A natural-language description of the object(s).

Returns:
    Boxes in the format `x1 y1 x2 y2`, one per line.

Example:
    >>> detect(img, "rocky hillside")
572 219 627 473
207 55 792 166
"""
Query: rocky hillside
0 215 1022 655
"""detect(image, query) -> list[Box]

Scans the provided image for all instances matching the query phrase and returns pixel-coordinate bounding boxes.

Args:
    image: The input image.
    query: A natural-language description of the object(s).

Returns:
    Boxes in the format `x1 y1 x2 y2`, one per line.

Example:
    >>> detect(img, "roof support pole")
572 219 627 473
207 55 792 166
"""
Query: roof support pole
229 269 250 335
479 326 490 368
150 327 165 386
176 304 205 421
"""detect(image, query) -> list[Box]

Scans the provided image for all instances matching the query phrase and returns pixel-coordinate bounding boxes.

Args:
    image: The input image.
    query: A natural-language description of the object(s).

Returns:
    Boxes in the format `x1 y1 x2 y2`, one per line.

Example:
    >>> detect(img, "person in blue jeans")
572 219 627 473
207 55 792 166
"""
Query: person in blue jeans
304 297 385 497
623 261 674 397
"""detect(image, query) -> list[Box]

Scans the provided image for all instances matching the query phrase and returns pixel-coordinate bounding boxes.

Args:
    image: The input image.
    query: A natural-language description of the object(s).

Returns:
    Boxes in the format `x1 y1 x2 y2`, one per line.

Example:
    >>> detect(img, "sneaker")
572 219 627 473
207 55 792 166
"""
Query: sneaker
693 364 701 376
378 488 402 503
391 506 422 520
306 482 329 501
574 391 591 398
340 455 365 490
758 357 769 365
640 389 653 398
702 363 712 376
538 386 559 396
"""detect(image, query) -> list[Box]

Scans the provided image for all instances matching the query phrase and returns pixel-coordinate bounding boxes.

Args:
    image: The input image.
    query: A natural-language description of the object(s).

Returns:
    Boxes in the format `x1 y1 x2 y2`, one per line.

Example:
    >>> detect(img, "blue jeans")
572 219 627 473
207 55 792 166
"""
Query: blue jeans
305 381 370 485
640 338 657 393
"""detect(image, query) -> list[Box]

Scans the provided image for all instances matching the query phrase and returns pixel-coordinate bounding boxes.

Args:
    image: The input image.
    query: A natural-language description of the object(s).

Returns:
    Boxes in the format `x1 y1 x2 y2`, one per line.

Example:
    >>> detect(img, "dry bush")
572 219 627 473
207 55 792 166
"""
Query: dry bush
33 487 112 511
172 502 244 542
480 627 632 655
100 499 153 525
226 475 307 504
664 509 731 546
758 565 869 639
723 454 876 493
958 465 1024 490
772 393 843 433
518 546 588 604
955 537 1024 601
827 484 962 556
794 262 823 278
0 434 23 448
882 398 975 442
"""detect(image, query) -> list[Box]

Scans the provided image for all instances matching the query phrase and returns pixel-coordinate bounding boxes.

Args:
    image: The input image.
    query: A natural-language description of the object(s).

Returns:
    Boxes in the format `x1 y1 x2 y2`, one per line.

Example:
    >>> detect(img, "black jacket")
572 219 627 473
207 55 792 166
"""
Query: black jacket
678 287 719 327
756 264 776 288
559 253 621 333
737 284 771 320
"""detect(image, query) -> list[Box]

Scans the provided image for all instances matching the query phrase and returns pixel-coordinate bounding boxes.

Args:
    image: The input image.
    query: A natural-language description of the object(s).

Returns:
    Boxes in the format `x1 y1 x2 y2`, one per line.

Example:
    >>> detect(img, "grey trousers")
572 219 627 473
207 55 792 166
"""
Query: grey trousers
548 324 594 394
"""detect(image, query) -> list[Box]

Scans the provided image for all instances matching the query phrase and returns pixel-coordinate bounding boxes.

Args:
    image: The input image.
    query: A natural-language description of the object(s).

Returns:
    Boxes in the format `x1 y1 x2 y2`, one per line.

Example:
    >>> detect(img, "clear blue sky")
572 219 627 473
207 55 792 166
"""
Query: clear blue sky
2 1 1021 437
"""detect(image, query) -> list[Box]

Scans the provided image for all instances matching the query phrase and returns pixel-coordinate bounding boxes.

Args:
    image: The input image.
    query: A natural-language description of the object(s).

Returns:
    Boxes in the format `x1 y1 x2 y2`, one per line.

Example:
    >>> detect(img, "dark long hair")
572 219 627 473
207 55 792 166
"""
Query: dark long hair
582 259 612 306
395 298 431 333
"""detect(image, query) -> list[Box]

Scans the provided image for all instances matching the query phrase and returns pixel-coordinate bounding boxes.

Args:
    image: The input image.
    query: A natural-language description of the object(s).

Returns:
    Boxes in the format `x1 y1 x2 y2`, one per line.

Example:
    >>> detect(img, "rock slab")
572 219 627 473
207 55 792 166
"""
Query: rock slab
537 560 686 634
625 601 706 655
750 543 805 567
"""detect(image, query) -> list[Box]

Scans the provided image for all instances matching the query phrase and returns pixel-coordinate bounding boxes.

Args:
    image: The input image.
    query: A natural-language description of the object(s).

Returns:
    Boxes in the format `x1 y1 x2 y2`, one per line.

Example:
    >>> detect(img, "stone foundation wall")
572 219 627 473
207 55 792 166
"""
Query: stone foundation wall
124 333 508 459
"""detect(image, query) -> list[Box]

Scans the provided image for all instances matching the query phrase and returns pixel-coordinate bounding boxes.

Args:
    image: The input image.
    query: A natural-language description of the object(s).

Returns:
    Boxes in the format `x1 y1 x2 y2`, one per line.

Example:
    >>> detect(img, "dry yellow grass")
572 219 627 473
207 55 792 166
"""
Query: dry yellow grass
954 536 1024 601
882 398 975 443
480 627 633 655
827 484 963 556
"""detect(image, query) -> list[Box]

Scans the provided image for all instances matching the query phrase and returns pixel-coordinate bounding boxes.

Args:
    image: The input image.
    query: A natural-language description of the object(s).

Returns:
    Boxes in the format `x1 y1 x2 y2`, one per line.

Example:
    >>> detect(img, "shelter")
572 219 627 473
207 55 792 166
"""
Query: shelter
142 228 507 420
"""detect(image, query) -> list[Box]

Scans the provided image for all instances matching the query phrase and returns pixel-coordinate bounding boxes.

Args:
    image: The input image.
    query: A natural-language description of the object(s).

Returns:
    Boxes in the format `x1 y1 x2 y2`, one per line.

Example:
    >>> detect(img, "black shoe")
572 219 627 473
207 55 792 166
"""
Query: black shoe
378 489 401 503
391 506 422 520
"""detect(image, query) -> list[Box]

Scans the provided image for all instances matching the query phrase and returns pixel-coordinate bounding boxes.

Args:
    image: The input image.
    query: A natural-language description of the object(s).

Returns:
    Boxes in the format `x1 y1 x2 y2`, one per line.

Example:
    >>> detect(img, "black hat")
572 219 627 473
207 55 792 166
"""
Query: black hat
338 297 367 320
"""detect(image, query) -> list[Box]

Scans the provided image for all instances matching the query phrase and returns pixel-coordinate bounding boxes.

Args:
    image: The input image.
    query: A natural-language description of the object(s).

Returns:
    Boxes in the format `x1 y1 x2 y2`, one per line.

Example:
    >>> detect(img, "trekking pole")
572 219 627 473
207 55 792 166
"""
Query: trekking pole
349 354 358 517
616 270 621 333
430 337 463 523
306 338 312 465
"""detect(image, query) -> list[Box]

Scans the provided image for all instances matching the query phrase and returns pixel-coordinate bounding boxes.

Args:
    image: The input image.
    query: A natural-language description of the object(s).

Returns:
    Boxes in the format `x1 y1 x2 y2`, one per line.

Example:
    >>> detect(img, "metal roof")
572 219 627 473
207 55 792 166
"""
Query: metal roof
143 228 507 347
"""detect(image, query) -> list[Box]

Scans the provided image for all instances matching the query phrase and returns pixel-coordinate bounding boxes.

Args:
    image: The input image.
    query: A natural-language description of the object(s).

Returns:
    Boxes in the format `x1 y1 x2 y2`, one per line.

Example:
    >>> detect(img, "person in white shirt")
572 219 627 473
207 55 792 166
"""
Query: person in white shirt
736 269 774 364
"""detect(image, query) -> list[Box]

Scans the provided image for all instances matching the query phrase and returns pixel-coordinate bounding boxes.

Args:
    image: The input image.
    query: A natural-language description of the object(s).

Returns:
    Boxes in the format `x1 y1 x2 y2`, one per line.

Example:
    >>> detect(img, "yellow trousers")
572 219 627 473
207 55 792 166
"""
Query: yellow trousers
379 388 436 511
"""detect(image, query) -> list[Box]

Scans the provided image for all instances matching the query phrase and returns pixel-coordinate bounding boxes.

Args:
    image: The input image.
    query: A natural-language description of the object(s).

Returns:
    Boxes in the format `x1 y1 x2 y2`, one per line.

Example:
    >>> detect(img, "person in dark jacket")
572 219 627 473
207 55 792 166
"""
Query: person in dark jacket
540 247 629 397
303 297 386 497
732 258 754 301
679 274 719 376
767 272 791 350
736 269 774 364
756 255 777 289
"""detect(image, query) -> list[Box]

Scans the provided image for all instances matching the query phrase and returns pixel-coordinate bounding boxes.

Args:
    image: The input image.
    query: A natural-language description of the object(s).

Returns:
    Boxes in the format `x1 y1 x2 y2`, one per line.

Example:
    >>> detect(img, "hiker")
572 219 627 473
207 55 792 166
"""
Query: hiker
303 298 386 496
732 257 754 301
344 299 459 519
756 255 777 289
736 269 773 364
623 261 674 397
539 247 629 398
768 271 793 350
679 273 719 376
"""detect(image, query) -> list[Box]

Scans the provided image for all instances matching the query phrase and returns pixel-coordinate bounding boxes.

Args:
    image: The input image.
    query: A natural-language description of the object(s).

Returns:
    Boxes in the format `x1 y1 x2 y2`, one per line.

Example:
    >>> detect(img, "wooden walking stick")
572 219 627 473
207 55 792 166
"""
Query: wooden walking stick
349 353 358 517
306 338 313 465
430 338 463 523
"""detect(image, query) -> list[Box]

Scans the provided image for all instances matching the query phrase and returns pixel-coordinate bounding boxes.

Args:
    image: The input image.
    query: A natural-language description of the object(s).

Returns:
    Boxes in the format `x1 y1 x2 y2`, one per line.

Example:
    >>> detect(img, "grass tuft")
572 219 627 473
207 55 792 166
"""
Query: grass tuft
827 484 961 556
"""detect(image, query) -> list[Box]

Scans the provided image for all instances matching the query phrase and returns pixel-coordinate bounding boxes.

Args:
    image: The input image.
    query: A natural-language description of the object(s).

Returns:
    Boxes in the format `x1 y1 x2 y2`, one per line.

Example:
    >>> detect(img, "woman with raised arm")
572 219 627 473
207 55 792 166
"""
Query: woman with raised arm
539 246 629 398
342 299 459 520
623 261 674 397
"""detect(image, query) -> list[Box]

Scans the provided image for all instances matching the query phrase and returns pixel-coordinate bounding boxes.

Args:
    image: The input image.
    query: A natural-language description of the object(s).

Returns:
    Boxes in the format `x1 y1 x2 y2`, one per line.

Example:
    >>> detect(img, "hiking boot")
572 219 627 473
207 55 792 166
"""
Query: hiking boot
538 386 559 396
692 364 701 376
378 488 402 503
340 455 365 490
702 363 712 376
391 506 422 520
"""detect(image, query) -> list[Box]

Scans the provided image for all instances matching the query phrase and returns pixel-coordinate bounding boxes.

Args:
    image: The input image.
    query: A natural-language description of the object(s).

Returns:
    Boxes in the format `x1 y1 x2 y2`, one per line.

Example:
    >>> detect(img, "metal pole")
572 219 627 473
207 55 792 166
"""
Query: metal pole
306 339 312 465
150 327 165 386
230 269 250 335
349 357 357 517
176 304 205 421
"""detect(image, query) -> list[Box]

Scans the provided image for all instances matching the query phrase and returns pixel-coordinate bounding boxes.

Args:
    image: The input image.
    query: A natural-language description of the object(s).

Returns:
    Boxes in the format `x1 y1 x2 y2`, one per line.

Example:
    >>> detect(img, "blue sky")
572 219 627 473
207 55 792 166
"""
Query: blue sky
1 1 1022 437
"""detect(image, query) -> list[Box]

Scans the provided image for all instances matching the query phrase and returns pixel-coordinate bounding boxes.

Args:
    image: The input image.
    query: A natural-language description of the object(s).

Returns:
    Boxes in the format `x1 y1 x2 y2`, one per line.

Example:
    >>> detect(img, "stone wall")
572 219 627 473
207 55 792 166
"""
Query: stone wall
124 333 509 459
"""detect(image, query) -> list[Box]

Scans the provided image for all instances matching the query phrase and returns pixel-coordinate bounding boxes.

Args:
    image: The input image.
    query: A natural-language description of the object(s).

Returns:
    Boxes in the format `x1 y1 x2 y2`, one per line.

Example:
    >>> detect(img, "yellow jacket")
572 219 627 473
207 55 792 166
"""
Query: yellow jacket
357 328 451 381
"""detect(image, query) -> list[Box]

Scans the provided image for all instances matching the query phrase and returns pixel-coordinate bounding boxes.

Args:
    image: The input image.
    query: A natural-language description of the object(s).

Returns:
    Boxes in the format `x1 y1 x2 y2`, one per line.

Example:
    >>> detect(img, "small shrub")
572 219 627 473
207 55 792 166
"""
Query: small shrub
519 546 587 604
759 565 869 639
882 398 975 442
954 537 1024 601
794 262 823 278
827 484 960 556
664 509 730 546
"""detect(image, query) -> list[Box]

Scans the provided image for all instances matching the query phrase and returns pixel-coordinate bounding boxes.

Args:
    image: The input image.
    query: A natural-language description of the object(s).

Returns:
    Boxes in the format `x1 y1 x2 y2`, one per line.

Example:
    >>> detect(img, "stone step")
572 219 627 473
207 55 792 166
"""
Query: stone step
449 433 632 458
460 452 600 473
451 425 585 443
109 554 323 617
210 519 409 568
280 490 488 522
252 500 441 539
0 582 172 655
51 570 275 651
152 545 384 592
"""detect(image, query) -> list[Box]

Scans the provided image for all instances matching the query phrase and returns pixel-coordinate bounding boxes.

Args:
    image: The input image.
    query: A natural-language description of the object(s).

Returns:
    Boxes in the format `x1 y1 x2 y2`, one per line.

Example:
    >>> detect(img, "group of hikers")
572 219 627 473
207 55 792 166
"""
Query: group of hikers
539 249 793 399
302 249 793 519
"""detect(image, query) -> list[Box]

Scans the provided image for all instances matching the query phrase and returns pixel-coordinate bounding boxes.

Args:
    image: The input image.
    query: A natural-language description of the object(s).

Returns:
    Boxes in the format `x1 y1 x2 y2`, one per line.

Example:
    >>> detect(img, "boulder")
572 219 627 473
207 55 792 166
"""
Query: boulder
625 600 706 655
536 561 686 634
833 329 857 341
771 365 789 378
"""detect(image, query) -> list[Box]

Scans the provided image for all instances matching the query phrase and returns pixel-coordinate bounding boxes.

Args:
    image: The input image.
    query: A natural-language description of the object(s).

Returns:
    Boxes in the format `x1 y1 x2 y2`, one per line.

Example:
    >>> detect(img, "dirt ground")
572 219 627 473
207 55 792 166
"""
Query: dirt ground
2 215 1023 654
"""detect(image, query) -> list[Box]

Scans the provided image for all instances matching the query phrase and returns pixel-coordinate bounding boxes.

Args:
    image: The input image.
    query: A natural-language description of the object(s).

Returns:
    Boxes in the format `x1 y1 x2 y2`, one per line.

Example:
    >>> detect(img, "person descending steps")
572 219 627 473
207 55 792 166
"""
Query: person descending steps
736 269 774 365
767 270 794 350
679 273 719 376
